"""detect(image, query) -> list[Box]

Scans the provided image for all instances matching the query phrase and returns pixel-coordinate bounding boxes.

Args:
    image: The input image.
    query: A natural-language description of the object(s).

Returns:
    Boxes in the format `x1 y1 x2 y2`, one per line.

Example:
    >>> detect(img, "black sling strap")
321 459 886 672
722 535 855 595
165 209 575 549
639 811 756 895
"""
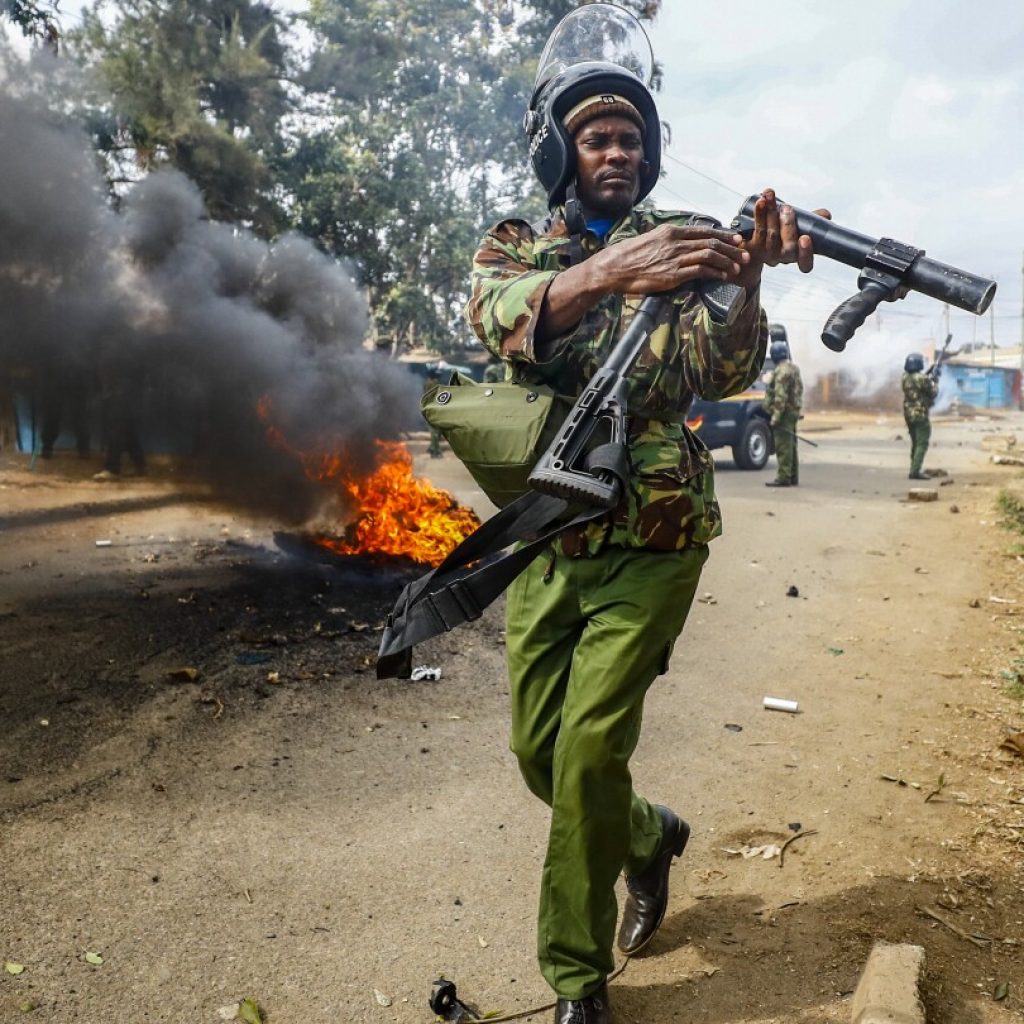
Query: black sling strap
375 489 609 679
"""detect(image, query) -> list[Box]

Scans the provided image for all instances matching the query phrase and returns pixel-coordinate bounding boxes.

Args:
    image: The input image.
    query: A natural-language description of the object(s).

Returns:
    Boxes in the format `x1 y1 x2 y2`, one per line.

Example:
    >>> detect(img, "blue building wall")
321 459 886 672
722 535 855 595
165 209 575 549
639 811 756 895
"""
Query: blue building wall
943 363 1021 409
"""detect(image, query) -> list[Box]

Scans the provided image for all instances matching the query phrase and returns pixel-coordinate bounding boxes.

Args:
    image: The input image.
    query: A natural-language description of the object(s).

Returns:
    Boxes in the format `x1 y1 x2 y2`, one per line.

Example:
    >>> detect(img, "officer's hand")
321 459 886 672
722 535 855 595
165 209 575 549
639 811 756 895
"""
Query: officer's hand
736 189 832 289
592 223 752 295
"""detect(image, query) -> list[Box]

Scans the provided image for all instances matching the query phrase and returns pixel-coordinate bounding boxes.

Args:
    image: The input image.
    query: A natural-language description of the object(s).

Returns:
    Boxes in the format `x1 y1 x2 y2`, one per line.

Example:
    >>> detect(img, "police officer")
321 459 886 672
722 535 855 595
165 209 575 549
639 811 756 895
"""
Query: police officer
902 352 937 479
763 326 803 487
463 8 830 1021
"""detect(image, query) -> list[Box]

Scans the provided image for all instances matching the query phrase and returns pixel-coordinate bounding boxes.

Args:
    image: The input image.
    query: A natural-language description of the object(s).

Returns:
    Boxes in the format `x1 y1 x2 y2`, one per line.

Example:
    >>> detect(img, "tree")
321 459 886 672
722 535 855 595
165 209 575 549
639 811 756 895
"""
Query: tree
2 1 61 49
71 0 291 235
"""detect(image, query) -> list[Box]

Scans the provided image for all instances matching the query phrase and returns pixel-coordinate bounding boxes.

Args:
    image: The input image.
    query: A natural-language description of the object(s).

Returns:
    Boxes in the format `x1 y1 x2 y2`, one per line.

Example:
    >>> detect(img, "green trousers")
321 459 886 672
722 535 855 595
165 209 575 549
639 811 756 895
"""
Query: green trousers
505 543 709 999
906 417 931 475
772 413 799 483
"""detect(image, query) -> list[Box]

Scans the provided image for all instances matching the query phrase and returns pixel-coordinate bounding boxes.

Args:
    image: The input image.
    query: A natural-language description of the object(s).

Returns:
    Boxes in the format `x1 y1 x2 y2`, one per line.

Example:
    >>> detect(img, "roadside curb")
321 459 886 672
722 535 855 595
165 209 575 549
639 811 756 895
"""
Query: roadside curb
851 942 926 1024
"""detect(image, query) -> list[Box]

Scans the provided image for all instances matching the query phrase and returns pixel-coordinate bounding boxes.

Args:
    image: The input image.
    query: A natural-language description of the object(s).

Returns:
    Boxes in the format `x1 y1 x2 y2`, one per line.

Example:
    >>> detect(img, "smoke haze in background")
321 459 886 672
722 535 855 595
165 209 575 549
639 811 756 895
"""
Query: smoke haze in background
0 49 420 523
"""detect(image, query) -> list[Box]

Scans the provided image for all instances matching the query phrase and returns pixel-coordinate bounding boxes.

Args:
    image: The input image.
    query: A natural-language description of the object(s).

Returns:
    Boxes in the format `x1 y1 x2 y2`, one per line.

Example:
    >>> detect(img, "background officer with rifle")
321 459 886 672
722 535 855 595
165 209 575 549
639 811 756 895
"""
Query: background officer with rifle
462 7 829 1021
902 334 951 480
762 325 804 487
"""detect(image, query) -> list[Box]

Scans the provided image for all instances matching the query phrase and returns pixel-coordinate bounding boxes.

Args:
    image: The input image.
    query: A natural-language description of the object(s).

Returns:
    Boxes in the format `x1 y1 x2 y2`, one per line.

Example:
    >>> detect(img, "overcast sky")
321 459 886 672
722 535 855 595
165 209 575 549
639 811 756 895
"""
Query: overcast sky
647 0 1024 376
49 0 1024 370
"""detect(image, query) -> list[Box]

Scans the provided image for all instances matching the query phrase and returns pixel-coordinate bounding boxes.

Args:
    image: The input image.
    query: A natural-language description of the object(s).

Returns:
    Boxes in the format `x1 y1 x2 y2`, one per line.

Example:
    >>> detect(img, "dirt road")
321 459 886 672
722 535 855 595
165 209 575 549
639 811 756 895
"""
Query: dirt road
2 413 1023 1024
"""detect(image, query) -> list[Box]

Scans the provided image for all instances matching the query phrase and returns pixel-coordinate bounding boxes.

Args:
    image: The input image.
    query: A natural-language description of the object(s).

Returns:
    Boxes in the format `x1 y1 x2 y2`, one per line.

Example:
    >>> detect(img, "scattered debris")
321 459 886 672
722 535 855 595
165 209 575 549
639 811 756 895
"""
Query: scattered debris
697 592 717 605
724 723 743 733
924 468 949 478
373 988 393 1007
83 950 103 965
908 488 938 502
924 773 946 803
950 504 960 514
411 665 442 682
4 962 25 975
918 905 991 948
999 732 1024 758
786 585 799 597
988 595 1017 604
236 652 272 666
723 843 782 860
787 822 802 832
994 981 1010 1002
914 567 930 574
94 539 112 548
166 667 201 683
199 692 225 720
827 647 845 656
969 598 981 608
779 829 818 867
992 453 1024 466
217 1004 240 1021
881 774 921 790
238 997 263 1024
764 696 799 713
939 478 955 486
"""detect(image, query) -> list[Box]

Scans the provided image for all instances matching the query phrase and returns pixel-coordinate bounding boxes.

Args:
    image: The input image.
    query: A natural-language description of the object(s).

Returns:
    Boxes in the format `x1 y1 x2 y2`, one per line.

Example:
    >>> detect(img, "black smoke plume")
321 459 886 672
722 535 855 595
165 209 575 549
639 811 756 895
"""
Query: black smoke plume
0 48 420 523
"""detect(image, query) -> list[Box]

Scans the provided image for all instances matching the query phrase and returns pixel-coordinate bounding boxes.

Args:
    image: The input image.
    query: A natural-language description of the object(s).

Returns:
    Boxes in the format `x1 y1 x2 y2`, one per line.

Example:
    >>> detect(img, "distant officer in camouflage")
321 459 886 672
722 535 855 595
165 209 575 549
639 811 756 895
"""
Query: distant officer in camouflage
902 352 937 479
763 328 803 487
464 57 831 1022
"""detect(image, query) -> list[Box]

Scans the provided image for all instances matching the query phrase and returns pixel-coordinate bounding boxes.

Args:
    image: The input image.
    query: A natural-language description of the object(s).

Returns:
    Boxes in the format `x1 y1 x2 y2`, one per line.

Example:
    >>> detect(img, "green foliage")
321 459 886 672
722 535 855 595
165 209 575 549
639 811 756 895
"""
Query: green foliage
1000 656 1024 700
70 0 290 234
2 1 60 48
996 489 1024 534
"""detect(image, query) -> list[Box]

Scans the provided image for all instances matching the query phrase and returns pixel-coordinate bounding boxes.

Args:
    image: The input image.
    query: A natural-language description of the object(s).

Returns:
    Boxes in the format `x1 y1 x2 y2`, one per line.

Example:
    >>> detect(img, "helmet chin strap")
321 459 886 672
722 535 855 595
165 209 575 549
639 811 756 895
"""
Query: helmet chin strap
564 179 586 266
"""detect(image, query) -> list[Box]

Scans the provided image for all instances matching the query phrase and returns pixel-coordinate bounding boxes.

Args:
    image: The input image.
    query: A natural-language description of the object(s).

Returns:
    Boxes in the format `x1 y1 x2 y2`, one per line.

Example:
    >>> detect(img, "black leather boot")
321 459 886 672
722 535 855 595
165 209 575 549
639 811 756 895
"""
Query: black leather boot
554 981 611 1024
616 806 689 955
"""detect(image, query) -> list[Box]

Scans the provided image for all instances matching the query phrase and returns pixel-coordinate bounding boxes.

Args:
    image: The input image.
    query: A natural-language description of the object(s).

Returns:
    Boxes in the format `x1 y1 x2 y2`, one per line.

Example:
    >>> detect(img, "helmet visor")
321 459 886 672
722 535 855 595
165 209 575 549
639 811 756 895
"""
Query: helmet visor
534 3 654 93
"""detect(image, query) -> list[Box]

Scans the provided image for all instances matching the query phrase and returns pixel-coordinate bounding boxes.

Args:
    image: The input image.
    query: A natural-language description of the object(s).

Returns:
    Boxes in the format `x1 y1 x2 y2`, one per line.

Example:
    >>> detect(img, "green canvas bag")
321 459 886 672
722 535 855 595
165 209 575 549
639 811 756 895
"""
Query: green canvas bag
421 372 571 508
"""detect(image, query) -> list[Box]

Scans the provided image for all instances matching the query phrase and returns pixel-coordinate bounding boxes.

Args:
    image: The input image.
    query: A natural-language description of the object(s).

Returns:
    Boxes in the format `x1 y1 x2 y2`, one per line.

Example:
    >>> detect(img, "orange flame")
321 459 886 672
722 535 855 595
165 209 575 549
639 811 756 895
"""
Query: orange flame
258 396 480 566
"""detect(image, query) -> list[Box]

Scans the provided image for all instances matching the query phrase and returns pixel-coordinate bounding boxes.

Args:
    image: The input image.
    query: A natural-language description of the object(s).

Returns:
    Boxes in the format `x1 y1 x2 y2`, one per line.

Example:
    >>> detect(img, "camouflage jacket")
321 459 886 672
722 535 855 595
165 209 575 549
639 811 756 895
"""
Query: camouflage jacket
764 360 803 422
464 204 767 556
902 371 937 421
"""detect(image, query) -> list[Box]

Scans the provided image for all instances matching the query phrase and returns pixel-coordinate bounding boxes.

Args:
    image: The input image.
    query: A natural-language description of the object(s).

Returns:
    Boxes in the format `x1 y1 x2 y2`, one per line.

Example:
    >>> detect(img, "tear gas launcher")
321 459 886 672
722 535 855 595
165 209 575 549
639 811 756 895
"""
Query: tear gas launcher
729 197 995 353
928 332 955 380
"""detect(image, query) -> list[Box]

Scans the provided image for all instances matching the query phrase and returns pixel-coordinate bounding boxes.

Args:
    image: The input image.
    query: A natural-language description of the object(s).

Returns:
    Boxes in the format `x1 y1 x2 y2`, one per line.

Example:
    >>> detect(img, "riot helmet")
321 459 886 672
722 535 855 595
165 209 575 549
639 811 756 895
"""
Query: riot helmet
904 352 925 373
524 4 661 210
769 323 788 344
769 340 790 363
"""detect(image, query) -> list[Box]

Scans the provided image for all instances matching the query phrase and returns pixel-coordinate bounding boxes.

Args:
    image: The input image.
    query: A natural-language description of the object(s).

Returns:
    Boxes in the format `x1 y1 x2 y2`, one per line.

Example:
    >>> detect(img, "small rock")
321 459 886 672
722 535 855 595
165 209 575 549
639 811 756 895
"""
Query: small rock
786 585 799 598
907 489 938 502
949 504 960 514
